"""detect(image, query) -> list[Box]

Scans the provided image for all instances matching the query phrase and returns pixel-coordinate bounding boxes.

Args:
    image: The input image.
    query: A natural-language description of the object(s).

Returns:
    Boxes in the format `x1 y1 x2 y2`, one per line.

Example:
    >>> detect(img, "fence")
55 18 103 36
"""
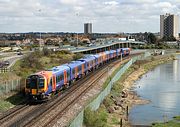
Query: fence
0 67 11 73
69 53 150 127
0 79 21 96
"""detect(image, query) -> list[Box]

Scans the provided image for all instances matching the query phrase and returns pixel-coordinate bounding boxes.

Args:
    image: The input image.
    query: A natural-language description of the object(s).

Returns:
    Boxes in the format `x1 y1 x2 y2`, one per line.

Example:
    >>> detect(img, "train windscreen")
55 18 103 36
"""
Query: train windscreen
26 75 44 89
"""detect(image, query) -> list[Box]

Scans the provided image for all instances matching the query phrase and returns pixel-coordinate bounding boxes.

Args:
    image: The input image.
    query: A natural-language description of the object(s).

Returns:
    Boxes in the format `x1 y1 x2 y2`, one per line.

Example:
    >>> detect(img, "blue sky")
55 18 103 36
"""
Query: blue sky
0 0 179 33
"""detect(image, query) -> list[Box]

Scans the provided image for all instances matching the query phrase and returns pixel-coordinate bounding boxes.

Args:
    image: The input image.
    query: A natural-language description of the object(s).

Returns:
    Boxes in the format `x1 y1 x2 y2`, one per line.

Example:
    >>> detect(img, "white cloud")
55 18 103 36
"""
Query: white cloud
104 1 119 5
0 0 179 33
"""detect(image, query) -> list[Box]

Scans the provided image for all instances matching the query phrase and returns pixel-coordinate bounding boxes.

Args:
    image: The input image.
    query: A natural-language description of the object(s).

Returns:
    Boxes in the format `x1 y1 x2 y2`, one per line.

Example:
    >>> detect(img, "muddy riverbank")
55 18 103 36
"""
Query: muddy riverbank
112 55 175 127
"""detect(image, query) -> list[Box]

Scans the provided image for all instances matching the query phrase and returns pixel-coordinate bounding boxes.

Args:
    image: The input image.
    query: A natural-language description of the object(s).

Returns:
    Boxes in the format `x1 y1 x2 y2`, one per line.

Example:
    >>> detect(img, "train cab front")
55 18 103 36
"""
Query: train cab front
25 74 47 102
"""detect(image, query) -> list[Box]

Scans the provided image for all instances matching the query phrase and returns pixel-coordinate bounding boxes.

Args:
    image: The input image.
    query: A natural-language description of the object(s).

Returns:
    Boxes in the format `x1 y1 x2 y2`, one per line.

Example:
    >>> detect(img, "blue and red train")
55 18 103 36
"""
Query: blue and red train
25 48 130 100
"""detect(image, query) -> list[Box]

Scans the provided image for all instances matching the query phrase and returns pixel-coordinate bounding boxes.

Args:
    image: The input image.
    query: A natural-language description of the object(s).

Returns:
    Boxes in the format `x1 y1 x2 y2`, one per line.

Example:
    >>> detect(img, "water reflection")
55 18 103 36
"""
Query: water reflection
130 55 180 125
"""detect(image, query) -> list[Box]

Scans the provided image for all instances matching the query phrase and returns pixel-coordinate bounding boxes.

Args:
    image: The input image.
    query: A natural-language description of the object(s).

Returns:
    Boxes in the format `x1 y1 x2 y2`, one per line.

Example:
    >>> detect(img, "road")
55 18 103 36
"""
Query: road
0 51 31 69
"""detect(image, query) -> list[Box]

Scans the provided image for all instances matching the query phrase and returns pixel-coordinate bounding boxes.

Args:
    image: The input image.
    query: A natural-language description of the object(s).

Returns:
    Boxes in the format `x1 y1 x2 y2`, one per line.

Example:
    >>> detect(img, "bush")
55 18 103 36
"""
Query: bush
73 53 84 60
21 54 43 69
103 96 114 108
84 107 108 127
42 48 52 56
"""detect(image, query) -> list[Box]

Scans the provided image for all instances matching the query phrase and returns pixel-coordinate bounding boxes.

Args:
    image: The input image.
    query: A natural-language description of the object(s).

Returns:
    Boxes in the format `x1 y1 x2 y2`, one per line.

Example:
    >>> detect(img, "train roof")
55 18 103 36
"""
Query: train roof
104 50 110 53
109 50 116 53
65 61 84 68
121 48 130 50
88 54 100 58
50 65 70 73
29 71 53 79
78 56 95 62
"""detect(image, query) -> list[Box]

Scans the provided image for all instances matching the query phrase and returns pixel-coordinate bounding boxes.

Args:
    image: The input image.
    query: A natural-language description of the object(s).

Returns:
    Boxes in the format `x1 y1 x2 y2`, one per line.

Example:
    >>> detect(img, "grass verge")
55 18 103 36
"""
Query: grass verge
152 116 180 127
0 93 25 112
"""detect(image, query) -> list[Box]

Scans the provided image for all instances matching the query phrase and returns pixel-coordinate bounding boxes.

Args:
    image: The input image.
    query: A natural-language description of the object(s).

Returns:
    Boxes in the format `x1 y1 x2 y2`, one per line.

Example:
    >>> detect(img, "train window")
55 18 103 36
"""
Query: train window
50 78 52 86
56 76 58 83
60 75 63 81
29 77 38 89
56 76 59 83
87 62 89 67
72 69 75 74
78 66 81 72
39 78 44 88
67 71 70 78
26 78 30 88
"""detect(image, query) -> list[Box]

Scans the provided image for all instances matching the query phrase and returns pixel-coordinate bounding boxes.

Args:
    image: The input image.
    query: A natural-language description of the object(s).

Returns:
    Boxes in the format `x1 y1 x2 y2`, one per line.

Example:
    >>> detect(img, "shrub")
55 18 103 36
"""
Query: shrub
73 53 84 60
42 48 52 56
84 107 108 127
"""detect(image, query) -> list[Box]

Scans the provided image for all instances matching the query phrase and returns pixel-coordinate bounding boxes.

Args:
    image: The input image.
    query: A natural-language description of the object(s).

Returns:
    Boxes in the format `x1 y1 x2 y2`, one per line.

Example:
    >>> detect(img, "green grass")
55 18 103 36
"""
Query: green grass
11 50 78 78
84 107 109 127
0 100 14 111
173 116 180 121
0 72 19 81
102 62 126 89
0 94 25 112
111 116 119 125
152 116 180 127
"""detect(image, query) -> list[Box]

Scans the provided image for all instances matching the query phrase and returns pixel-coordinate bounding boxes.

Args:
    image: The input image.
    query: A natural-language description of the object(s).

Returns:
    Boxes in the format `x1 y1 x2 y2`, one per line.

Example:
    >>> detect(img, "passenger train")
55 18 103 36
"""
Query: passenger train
25 48 130 100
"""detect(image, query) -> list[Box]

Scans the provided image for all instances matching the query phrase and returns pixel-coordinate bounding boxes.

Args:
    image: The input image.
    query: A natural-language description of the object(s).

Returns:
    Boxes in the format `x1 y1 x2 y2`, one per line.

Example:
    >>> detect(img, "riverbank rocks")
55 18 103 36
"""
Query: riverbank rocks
107 106 115 113
114 99 124 107
121 90 128 98
114 106 119 110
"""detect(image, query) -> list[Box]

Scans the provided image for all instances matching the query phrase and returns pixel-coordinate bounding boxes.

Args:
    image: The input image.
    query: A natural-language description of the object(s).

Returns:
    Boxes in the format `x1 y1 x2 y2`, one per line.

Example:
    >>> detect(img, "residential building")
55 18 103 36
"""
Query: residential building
84 23 92 34
160 13 179 39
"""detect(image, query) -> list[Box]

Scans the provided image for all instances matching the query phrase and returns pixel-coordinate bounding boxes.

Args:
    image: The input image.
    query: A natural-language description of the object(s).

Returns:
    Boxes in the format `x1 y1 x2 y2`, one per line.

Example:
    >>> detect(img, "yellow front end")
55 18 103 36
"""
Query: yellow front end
31 89 37 95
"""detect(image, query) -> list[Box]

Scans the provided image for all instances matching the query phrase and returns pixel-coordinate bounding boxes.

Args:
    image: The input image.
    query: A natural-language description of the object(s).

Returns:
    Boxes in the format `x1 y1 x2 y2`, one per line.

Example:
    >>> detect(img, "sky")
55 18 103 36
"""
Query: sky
0 0 180 33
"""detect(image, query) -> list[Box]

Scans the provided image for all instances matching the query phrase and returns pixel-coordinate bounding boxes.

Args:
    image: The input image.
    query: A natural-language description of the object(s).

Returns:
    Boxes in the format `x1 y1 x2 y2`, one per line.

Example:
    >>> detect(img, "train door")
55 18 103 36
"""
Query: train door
75 67 78 78
82 64 84 74
52 75 56 91
64 70 67 84
124 50 126 56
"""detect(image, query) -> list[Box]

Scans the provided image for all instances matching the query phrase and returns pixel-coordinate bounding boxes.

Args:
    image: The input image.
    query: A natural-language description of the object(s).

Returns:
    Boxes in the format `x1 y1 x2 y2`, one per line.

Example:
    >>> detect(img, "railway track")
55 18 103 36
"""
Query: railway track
26 65 110 127
0 104 28 124
0 52 143 127
9 57 121 127
0 104 43 127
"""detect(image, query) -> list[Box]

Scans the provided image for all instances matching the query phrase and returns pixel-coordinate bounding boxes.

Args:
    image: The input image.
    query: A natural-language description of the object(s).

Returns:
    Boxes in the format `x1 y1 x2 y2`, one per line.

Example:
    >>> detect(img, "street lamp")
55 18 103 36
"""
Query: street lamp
76 33 78 47
37 9 43 50
75 12 79 47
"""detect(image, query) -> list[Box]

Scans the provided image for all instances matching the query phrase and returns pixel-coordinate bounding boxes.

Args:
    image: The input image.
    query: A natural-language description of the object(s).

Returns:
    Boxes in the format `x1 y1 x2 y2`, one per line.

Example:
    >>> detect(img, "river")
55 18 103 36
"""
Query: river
129 55 180 125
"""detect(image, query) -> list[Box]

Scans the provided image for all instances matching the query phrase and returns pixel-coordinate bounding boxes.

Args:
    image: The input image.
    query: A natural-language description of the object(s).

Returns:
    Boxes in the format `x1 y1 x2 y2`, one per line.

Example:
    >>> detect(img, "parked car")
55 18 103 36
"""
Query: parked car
0 63 4 68
17 52 23 55
3 61 10 66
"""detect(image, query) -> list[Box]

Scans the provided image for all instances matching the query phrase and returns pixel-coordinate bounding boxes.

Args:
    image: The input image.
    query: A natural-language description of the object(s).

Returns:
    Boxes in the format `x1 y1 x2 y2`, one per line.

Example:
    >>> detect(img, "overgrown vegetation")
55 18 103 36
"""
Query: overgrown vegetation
84 107 109 127
134 42 179 49
12 49 83 78
0 94 25 112
102 60 129 89
0 49 84 111
0 72 19 82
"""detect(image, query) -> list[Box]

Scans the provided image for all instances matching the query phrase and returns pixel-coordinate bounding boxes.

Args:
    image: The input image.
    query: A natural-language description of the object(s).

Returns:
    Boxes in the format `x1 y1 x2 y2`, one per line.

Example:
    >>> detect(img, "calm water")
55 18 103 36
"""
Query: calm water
130 55 180 125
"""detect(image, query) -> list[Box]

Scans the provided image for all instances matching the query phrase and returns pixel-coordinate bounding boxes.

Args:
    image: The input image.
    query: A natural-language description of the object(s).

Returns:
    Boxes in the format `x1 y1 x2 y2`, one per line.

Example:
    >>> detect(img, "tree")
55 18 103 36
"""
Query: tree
162 35 176 41
148 33 157 44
